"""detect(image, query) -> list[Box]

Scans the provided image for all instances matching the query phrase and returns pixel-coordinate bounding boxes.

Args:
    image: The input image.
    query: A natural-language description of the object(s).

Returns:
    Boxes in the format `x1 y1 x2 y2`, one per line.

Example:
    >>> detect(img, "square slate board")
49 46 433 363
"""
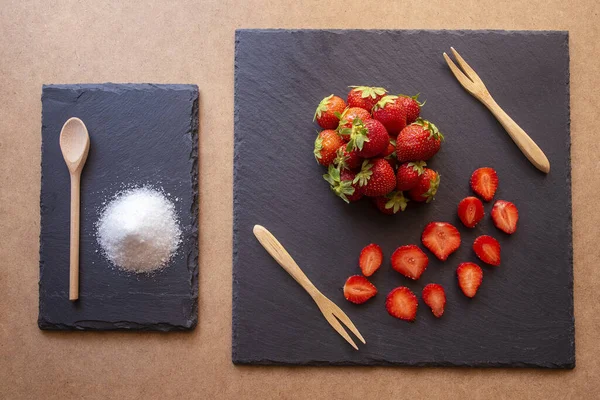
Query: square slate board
39 83 199 331
232 30 574 367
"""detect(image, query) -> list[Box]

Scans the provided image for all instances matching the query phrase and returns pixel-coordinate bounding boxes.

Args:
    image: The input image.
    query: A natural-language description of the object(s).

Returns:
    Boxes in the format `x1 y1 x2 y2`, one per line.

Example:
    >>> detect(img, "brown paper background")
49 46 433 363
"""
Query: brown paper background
1 1 599 399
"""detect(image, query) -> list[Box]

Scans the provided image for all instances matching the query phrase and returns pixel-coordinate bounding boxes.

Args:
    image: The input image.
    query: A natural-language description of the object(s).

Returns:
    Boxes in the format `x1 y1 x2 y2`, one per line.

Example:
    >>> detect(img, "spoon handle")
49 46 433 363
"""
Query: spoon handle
69 173 81 301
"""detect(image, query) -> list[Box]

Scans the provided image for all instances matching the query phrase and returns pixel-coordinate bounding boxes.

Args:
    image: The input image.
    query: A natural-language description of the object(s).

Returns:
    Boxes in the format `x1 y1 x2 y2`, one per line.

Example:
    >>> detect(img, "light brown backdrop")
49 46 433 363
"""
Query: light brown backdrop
1 1 599 399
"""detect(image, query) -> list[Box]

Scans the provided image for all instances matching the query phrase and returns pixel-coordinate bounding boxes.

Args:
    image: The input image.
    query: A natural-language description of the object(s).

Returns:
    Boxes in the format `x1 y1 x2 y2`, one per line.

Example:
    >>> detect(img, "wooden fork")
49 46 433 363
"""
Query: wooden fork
443 47 550 174
253 225 366 350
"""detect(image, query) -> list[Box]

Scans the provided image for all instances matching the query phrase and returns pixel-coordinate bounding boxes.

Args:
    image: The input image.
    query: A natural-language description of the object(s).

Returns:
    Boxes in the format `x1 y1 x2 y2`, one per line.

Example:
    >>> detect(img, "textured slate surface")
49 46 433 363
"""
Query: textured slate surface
232 30 573 367
39 83 199 331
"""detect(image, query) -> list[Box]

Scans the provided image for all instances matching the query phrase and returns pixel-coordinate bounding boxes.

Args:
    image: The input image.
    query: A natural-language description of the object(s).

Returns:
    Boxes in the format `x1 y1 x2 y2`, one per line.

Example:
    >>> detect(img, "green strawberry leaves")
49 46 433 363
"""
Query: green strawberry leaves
313 133 324 162
334 147 350 171
423 173 441 203
408 161 427 175
384 191 409 213
339 118 369 152
414 118 444 141
372 95 399 112
313 94 333 121
353 160 373 187
323 165 355 204
349 86 387 99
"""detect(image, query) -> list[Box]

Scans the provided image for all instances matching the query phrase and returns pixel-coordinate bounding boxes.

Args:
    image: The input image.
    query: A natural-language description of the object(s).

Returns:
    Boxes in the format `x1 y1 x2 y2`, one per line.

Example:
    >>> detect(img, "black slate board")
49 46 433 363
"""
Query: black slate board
39 83 199 331
232 30 574 367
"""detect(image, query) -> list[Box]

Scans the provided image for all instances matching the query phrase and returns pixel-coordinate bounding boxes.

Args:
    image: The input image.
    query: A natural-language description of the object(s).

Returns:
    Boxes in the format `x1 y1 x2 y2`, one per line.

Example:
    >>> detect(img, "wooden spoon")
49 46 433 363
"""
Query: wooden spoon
59 117 90 301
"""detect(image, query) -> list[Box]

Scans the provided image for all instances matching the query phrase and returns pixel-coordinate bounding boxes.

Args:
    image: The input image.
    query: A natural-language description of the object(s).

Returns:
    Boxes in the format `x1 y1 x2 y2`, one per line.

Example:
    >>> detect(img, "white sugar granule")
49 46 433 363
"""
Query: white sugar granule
96 187 182 273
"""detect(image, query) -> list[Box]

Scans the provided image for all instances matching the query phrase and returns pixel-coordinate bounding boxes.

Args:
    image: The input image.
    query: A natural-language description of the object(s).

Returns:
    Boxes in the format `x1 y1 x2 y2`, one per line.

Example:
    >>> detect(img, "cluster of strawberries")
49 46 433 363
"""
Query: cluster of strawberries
342 167 520 321
313 86 443 213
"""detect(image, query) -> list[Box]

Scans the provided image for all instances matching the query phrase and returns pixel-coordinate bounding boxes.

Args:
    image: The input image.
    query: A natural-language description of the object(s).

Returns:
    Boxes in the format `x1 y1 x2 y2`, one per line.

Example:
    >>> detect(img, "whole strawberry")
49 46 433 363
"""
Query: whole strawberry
323 165 363 203
353 158 396 197
372 95 407 136
396 161 427 191
314 130 344 166
347 86 387 110
397 94 425 124
396 118 444 162
373 191 409 215
337 107 372 131
334 146 362 171
340 118 389 159
408 168 440 203
314 94 347 129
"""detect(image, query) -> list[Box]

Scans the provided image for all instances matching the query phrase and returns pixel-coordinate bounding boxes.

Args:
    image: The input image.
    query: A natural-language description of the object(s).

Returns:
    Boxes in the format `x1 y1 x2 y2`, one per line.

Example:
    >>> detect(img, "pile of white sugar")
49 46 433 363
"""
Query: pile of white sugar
96 187 182 274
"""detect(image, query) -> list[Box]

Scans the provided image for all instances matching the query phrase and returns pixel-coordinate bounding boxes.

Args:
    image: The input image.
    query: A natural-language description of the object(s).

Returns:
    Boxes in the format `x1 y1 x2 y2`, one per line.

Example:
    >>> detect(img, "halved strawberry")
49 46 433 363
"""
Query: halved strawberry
391 245 429 280
421 222 461 261
359 243 383 277
373 191 408 215
470 167 498 202
491 200 519 234
422 283 446 317
457 262 483 298
457 196 485 228
314 94 347 129
473 235 501 266
343 275 377 304
385 287 418 321
347 86 387 111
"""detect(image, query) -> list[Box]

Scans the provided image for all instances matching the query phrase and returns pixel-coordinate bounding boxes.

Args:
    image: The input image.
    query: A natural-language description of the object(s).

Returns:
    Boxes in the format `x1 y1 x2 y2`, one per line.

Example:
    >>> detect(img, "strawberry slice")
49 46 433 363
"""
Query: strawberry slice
385 287 418 321
457 196 485 228
358 243 383 276
421 222 461 261
457 262 483 298
470 167 498 201
491 200 519 234
422 283 446 317
391 245 429 280
343 275 377 304
473 235 501 266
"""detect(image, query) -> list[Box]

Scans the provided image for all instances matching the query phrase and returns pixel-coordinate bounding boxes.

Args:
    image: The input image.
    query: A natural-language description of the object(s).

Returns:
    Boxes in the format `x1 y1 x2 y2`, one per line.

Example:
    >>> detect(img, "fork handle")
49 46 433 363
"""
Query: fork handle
482 96 550 173
253 225 321 298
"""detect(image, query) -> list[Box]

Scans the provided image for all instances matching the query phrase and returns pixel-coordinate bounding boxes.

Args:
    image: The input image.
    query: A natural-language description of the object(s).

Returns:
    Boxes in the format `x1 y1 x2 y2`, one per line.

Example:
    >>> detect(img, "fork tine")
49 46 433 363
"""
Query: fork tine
443 52 475 90
450 47 482 84
323 312 358 350
331 306 366 344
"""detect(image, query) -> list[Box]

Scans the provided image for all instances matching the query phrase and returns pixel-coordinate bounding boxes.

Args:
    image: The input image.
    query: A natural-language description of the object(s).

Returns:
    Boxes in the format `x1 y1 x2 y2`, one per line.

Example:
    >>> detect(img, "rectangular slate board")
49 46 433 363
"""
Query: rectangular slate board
232 30 574 367
39 83 199 331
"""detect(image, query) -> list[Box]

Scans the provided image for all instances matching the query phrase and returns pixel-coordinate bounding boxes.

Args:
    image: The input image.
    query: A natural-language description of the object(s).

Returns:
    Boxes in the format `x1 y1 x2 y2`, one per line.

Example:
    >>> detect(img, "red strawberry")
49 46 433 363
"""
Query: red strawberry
396 161 427 191
391 245 429 280
396 118 444 162
340 118 389 158
408 168 440 203
372 95 407 136
334 145 362 171
314 94 347 129
373 191 408 215
473 235 501 266
385 287 418 321
343 275 377 304
422 283 446 317
421 222 461 261
397 94 425 124
491 200 519 234
470 167 498 202
337 107 372 131
314 130 344 166
457 196 485 228
353 158 396 197
359 243 383 276
323 165 363 203
347 86 387 111
457 262 483 298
